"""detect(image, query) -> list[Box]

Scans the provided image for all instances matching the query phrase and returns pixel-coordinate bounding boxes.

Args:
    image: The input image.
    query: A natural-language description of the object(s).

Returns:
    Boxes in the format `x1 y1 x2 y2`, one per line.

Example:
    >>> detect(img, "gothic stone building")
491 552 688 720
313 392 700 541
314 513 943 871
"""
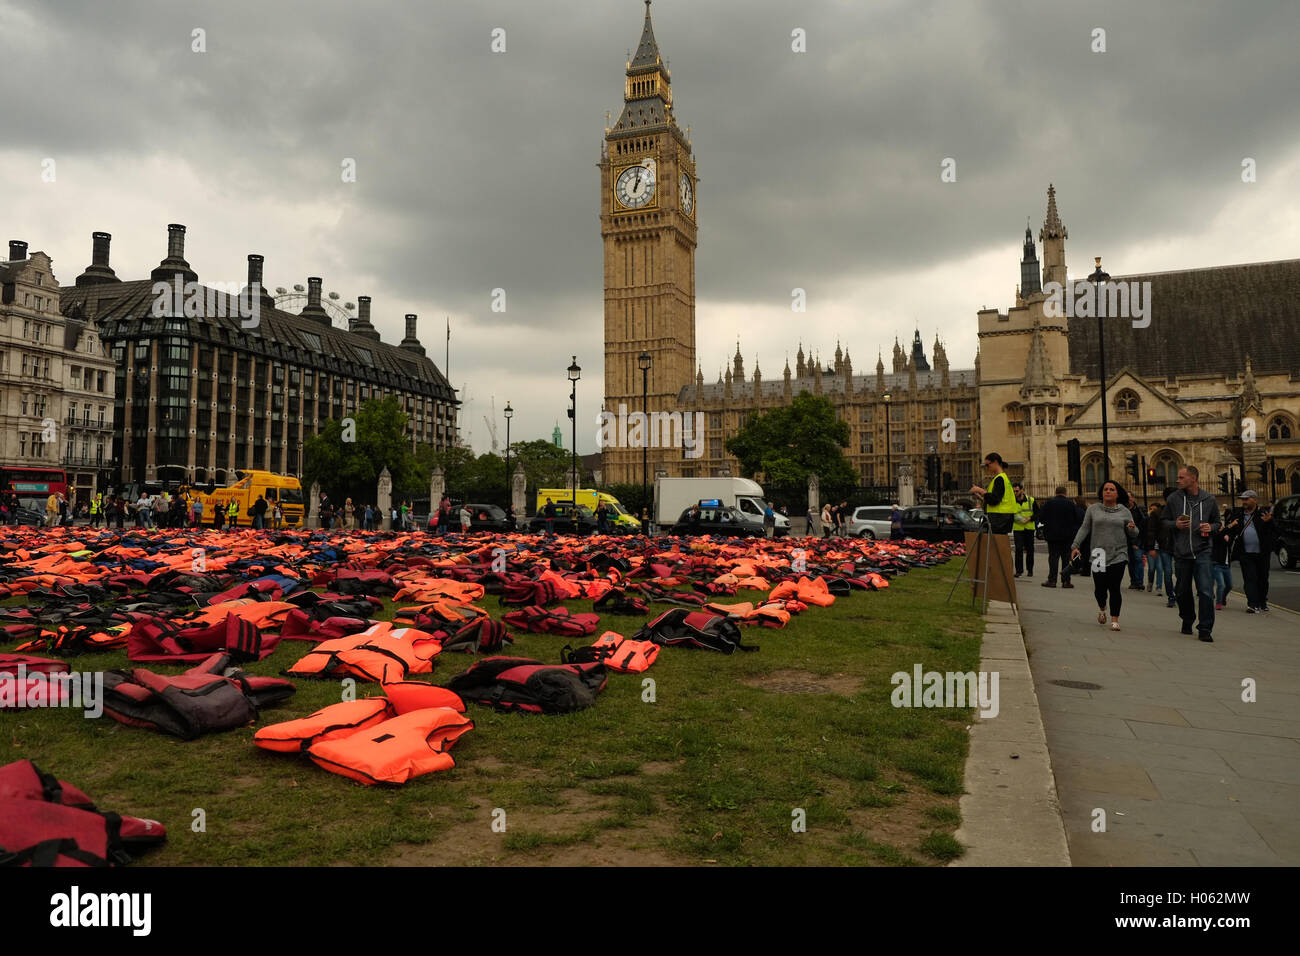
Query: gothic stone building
978 185 1300 504
677 334 981 495
599 3 980 492
0 240 117 501
58 225 458 490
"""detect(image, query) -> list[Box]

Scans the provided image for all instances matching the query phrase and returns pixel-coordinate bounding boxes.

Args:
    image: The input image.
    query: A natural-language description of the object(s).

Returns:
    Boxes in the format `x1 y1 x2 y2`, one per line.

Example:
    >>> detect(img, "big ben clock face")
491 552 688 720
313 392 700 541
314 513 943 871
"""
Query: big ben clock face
615 164 656 209
679 172 694 216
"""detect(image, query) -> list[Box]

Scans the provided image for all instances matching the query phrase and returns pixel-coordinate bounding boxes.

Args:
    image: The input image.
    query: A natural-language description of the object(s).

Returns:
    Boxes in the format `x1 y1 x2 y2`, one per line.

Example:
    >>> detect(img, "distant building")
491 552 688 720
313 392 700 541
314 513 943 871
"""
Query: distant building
680 336 982 493
978 185 1300 501
0 240 116 500
57 225 459 490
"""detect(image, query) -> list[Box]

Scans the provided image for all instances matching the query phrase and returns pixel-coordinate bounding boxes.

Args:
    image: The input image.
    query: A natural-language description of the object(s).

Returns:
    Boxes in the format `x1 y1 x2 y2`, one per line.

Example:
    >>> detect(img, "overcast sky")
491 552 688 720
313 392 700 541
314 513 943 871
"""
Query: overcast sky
4 0 1298 454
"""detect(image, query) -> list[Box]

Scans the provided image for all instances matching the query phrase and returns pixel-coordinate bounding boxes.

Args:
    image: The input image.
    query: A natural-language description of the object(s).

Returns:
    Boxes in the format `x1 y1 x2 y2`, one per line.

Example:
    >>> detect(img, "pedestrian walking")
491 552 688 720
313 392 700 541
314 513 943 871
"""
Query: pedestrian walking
889 504 904 541
1161 465 1220 642
763 503 776 539
596 501 609 535
1143 503 1163 593
1210 515 1232 609
1011 483 1039 578
344 498 355 531
971 453 1016 534
459 503 472 533
1039 486 1080 588
1155 491 1176 606
1071 480 1140 631
820 502 832 538
252 494 269 530
543 498 556 536
1126 497 1147 590
1225 490 1277 614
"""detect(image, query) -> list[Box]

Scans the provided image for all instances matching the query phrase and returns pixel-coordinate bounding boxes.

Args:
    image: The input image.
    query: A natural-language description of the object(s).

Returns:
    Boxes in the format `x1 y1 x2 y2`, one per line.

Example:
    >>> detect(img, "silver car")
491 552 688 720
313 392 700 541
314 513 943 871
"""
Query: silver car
844 506 894 539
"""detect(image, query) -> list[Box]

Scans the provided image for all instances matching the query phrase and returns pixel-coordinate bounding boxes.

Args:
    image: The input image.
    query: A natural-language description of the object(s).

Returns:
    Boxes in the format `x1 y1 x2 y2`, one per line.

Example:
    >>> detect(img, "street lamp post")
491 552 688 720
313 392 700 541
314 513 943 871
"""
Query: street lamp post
567 357 581 502
638 351 652 518
883 391 893 495
503 402 513 508
1090 256 1111 481
296 440 303 479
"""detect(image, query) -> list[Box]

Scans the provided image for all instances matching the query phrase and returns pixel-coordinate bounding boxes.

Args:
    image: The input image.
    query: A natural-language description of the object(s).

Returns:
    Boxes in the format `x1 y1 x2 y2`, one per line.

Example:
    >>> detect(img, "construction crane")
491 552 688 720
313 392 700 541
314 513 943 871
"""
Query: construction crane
482 396 500 454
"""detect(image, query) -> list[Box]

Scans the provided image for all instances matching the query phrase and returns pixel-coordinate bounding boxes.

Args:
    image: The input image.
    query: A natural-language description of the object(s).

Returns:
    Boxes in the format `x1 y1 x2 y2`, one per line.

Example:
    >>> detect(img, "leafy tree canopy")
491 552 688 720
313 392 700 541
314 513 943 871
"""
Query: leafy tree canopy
303 397 424 504
725 392 857 502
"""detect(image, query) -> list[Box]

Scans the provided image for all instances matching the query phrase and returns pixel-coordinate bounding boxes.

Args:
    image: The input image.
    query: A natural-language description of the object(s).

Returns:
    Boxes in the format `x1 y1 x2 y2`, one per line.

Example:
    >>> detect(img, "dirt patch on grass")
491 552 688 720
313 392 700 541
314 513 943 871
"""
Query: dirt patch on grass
742 669 862 695
845 779 962 864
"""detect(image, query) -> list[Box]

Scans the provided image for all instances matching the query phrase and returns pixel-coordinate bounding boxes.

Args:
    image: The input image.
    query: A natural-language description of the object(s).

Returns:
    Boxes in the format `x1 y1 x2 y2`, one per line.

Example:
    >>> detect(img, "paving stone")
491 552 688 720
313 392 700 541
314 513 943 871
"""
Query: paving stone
1146 765 1300 814
1039 695 1191 727
1050 753 1160 799
1044 730 1234 775
1240 810 1300 864
1216 751 1300 786
1040 711 1138 740
1128 720 1300 756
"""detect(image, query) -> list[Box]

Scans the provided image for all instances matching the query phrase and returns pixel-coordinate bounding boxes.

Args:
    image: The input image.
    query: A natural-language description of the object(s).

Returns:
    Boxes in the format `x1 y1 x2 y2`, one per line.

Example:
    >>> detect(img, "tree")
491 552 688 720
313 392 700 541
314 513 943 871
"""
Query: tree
725 392 857 506
304 397 425 505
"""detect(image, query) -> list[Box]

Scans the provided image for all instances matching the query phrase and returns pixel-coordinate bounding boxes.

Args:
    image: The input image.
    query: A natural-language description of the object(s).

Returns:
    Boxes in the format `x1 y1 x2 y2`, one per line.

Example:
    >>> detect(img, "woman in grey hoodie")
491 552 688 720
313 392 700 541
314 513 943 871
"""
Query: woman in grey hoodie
1071 480 1140 631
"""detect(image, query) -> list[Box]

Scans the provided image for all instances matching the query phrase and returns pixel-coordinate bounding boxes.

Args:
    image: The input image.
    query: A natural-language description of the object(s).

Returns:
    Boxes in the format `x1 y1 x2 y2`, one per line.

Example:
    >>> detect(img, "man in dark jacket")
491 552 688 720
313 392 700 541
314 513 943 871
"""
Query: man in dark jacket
1040 486 1081 588
1225 491 1277 613
1161 466 1221 642
1127 499 1147 589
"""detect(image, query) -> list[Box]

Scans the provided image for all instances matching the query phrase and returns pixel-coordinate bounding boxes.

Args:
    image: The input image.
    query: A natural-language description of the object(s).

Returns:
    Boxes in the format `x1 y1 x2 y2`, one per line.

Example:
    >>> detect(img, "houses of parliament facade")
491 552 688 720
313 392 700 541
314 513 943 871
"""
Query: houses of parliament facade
599 3 982 492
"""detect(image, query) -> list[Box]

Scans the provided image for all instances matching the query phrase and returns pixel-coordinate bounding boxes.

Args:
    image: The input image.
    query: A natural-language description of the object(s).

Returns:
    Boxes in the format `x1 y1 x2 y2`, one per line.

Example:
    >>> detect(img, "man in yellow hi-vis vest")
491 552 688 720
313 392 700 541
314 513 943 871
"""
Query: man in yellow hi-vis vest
1012 483 1039 578
971 452 1017 534
90 493 102 528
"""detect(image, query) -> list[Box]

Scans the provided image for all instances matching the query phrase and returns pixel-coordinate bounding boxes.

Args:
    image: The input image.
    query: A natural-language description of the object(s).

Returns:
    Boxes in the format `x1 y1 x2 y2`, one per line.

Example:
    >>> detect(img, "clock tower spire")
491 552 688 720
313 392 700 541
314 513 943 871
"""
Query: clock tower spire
601 0 697 483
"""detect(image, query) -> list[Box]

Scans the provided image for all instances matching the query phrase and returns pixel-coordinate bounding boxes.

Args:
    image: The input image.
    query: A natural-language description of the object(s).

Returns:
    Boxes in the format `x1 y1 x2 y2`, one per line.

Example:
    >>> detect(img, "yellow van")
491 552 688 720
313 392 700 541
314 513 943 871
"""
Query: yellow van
535 488 640 533
182 471 305 527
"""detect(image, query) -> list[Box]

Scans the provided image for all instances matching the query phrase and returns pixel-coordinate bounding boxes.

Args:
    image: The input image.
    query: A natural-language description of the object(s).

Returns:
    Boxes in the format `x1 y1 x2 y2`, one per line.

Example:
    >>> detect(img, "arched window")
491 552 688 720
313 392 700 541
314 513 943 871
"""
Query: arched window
1266 416 1294 440
1150 452 1182 492
1083 454 1106 494
1115 389 1140 414
1005 402 1023 435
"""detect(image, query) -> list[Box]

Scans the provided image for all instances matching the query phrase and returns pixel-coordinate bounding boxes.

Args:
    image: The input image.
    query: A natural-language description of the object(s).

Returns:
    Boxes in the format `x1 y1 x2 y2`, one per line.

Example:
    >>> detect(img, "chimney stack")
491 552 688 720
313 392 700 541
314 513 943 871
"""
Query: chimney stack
76 231 122 287
150 223 197 283
349 295 381 341
247 254 276 314
399 313 426 355
8 240 27 262
299 276 330 325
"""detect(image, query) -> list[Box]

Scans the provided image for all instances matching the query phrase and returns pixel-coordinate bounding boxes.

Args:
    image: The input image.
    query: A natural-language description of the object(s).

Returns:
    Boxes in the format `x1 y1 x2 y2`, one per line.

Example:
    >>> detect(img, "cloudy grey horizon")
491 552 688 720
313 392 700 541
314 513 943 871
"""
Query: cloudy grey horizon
3 0 1297 455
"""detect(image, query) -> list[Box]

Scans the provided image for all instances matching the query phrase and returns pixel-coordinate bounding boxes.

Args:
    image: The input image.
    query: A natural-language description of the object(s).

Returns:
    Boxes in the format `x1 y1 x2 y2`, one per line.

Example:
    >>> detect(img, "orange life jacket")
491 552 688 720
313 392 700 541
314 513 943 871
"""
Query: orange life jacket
562 631 659 673
253 682 465 753
285 625 440 683
306 707 474 785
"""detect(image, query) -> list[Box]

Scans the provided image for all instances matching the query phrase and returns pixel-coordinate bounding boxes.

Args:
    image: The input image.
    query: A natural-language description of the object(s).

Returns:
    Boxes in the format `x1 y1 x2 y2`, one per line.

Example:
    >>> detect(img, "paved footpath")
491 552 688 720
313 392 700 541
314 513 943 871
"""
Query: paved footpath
1016 558 1300 866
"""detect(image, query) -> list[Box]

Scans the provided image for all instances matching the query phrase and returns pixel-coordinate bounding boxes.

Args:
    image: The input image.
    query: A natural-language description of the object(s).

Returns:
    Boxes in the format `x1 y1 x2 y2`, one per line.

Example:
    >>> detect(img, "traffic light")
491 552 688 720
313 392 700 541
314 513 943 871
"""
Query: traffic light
942 471 955 492
1259 461 1271 485
1218 472 1230 494
1066 439 1081 484
925 455 941 490
1126 454 1140 482
1146 467 1156 483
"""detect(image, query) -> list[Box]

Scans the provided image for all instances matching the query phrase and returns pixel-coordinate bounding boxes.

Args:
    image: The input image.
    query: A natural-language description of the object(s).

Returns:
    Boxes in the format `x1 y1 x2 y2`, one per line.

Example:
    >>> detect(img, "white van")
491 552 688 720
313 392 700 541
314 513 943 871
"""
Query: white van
655 477 790 536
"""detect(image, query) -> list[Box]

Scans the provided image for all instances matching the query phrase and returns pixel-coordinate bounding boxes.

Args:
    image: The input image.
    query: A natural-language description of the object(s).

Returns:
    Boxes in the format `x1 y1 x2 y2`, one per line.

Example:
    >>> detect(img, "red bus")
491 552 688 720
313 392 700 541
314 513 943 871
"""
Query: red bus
0 466 69 498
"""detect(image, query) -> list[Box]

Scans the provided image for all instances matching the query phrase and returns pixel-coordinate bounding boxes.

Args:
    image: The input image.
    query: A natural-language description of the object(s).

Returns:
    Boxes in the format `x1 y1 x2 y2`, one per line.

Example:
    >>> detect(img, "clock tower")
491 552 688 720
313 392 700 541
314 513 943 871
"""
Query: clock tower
601 0 697 485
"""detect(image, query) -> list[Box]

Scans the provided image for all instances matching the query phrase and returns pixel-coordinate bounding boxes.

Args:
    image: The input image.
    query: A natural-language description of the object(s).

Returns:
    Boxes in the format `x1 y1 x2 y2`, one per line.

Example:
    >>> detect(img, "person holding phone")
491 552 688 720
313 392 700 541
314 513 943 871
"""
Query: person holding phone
1160 465 1221 642
1225 490 1277 613
1071 480 1140 631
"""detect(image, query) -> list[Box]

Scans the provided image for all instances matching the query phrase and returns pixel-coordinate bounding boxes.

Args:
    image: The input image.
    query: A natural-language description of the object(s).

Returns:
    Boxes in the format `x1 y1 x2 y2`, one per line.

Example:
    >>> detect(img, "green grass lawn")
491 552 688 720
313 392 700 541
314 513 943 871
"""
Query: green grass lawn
2 560 983 866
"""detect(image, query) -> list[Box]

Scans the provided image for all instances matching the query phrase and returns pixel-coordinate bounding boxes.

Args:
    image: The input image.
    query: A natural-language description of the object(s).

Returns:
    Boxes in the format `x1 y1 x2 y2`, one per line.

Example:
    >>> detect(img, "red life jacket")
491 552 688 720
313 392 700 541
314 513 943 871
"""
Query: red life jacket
445 657 608 714
502 605 599 636
633 608 756 653
103 653 295 740
0 759 166 867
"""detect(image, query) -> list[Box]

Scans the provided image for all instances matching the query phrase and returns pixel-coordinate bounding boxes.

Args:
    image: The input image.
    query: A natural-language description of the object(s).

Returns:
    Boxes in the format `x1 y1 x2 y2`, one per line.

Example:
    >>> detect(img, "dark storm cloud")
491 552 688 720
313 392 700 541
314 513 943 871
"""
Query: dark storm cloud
3 0 1298 450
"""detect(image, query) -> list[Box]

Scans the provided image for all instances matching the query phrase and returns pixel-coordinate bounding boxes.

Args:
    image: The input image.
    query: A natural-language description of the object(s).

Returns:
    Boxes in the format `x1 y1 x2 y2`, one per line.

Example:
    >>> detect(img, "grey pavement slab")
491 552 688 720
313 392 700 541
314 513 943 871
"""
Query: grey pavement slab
1016 550 1300 867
